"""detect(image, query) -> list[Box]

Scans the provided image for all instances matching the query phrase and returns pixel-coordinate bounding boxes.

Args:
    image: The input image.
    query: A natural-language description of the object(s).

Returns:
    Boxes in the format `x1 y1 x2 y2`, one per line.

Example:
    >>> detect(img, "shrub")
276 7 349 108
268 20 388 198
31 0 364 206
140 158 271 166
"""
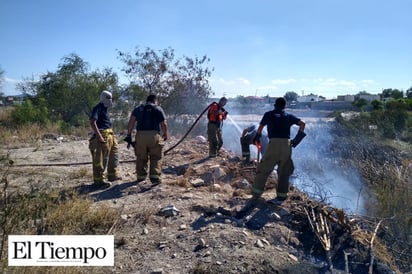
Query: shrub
10 99 49 126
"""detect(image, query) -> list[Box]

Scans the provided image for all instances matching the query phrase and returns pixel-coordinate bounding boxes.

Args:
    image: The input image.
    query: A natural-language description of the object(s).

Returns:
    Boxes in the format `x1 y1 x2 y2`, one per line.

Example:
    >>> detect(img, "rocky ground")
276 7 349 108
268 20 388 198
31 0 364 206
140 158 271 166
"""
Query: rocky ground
1 134 400 274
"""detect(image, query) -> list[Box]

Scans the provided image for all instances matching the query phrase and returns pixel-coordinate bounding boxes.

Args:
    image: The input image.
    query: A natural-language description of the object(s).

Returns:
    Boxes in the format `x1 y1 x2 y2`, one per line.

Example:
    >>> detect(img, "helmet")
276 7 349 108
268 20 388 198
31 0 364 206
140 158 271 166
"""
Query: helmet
100 90 113 108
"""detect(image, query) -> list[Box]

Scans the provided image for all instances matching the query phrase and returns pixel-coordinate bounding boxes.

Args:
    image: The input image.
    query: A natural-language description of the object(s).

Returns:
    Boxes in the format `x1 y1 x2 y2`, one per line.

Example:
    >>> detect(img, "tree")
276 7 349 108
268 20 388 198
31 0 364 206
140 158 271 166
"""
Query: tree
118 47 214 114
10 98 49 126
352 98 368 111
382 88 404 99
406 87 412 99
0 66 4 100
371 99 383 110
385 100 409 132
18 53 119 127
284 91 298 102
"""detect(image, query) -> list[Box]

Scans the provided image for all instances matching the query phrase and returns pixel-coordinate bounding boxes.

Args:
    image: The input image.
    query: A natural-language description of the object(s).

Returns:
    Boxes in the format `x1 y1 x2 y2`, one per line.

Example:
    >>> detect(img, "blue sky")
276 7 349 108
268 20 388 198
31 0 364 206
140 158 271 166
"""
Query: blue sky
1 0 411 99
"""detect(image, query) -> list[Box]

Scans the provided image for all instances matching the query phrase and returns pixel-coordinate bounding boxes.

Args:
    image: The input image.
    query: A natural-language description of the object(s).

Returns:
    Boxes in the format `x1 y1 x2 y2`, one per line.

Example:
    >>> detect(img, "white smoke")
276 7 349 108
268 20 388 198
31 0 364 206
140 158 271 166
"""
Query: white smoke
222 113 366 214
291 120 365 214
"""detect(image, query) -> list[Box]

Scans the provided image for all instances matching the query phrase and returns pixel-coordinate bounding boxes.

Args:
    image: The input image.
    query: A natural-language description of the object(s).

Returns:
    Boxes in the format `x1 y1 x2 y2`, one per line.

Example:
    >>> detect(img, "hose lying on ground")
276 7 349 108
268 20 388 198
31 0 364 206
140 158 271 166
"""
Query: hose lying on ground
9 159 135 167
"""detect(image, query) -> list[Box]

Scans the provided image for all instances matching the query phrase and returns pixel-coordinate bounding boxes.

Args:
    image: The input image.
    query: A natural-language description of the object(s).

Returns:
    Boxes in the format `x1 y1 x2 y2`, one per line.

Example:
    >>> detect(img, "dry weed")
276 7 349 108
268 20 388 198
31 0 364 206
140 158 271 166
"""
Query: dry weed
133 204 157 225
69 167 89 179
46 192 118 235
173 176 190 188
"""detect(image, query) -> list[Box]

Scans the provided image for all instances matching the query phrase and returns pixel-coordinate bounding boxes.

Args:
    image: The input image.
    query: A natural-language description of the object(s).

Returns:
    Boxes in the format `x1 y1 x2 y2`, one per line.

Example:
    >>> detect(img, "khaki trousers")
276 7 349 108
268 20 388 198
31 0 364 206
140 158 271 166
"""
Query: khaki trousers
89 129 119 182
134 131 164 182
251 138 294 198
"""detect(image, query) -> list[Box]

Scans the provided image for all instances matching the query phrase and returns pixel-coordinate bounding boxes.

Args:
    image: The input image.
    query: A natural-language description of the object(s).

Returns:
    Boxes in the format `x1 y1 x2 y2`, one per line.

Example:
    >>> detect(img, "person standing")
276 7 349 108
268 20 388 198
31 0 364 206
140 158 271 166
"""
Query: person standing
251 97 306 204
240 124 269 162
207 97 228 158
125 94 168 185
89 90 122 188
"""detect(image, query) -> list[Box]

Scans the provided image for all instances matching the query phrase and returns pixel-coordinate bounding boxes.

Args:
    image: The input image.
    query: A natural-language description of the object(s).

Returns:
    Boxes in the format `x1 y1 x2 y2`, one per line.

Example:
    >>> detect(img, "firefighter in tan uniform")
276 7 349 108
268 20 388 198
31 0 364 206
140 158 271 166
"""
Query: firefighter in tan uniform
207 97 228 158
251 97 306 204
89 90 122 188
125 94 168 185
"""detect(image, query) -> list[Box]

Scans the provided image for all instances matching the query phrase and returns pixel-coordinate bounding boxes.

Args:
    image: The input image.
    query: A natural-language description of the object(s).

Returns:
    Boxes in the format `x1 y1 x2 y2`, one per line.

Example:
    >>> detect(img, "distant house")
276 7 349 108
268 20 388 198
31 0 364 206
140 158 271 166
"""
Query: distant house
337 94 380 102
337 95 355 102
357 94 380 102
297 94 320 103
5 96 15 106
245 96 264 103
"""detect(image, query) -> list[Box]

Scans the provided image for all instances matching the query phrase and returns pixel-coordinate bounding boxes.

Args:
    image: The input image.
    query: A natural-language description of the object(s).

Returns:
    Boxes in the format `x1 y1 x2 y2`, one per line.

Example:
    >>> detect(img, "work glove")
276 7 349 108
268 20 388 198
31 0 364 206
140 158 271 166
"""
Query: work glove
291 131 306 148
124 135 133 149
221 108 228 119
253 133 261 146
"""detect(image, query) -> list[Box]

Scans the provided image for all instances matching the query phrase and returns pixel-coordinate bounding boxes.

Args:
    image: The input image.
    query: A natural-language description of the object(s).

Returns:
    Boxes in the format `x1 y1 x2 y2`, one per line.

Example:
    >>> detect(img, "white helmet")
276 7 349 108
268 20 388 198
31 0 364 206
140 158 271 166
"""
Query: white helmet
100 90 113 108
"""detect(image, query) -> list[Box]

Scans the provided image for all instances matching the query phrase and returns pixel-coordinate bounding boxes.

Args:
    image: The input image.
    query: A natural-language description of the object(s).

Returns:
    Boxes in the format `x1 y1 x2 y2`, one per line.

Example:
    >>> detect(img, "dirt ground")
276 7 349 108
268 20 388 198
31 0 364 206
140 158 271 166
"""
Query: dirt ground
1 134 399 274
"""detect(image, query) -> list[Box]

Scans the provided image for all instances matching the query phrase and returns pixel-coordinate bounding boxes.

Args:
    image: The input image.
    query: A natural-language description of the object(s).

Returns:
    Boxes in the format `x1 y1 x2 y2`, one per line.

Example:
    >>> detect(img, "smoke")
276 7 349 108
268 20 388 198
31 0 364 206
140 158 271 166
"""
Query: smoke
222 110 366 215
292 120 366 214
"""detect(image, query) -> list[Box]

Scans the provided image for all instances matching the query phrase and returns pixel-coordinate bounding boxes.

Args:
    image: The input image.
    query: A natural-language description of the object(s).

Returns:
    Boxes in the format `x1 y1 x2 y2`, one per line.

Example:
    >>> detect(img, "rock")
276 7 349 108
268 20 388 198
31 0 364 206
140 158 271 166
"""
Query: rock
212 166 226 178
198 238 206 248
255 239 265 248
212 183 221 191
238 179 250 189
150 268 163 274
288 254 298 262
190 178 204 187
158 205 180 217
261 238 270 245
195 135 207 142
158 241 168 249
200 172 214 185
121 214 131 221
180 193 193 199
271 212 281 220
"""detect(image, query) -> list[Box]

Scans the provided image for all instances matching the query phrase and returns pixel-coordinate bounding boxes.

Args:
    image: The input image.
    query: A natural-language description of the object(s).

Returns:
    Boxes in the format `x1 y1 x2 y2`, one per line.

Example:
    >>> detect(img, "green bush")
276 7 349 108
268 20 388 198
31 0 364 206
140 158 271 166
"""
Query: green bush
10 99 49 126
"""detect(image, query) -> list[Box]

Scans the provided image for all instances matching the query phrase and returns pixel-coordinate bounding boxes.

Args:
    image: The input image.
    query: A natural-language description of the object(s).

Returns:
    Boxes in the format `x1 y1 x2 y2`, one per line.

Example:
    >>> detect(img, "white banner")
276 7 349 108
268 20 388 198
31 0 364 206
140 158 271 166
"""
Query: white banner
8 235 114 266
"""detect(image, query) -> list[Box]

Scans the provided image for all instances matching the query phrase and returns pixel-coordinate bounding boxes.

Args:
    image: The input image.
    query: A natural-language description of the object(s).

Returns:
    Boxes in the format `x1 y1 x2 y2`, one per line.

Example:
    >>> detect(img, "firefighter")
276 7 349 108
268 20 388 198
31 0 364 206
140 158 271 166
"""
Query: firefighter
89 90 122 188
251 97 306 204
125 94 168 186
207 97 228 158
240 124 268 162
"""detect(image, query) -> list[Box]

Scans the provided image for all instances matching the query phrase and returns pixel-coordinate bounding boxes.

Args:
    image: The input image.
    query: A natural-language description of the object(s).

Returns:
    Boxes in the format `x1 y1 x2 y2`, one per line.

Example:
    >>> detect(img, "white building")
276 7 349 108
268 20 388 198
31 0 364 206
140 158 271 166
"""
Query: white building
357 94 380 102
337 95 355 102
297 94 320 103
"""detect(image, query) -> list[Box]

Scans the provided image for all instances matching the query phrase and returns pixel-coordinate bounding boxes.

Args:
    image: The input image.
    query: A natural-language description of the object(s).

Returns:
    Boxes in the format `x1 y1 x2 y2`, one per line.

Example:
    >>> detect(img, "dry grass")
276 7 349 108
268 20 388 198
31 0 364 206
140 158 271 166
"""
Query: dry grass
46 191 119 235
133 204 158 225
0 124 56 147
0 107 13 121
0 179 119 273
173 176 191 188
69 167 90 179
0 107 88 147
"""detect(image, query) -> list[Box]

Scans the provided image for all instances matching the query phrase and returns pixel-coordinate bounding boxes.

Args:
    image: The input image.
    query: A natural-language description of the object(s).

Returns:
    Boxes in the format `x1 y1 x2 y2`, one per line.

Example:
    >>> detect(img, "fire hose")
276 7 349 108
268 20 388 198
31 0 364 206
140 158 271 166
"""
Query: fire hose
9 160 135 167
163 102 213 155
